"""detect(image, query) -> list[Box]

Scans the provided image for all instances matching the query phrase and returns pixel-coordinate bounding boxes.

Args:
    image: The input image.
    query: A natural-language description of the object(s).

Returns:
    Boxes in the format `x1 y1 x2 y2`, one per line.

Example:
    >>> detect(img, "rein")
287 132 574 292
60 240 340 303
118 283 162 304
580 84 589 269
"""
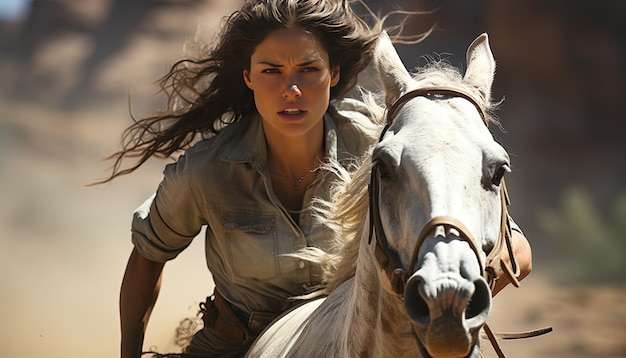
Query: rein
367 87 551 357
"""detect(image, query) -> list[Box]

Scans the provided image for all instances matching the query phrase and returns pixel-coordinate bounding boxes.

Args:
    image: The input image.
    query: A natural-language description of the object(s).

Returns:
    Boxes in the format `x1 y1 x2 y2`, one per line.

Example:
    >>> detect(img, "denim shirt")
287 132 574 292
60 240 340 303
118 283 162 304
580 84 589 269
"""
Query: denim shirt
131 98 379 316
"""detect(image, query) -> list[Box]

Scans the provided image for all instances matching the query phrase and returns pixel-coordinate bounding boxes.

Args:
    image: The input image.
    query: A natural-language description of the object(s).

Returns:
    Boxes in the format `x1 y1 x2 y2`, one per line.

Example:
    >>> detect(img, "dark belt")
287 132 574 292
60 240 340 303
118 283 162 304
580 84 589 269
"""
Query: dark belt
200 291 277 345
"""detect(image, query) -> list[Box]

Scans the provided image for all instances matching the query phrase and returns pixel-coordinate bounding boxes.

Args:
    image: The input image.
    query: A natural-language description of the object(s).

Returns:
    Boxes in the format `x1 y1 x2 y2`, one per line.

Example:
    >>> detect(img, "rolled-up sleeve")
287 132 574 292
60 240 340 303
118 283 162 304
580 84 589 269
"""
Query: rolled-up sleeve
131 154 205 262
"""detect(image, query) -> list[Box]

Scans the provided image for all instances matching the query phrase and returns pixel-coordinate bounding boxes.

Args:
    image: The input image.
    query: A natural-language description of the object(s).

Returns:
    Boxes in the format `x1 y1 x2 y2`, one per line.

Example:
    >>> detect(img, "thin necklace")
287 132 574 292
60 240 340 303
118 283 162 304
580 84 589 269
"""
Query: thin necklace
269 157 321 191
270 166 319 191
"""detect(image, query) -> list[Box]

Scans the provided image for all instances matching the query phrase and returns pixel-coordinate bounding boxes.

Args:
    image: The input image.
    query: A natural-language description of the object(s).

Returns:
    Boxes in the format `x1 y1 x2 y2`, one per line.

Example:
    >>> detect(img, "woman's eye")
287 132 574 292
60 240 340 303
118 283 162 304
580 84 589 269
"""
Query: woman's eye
262 68 280 74
302 67 319 72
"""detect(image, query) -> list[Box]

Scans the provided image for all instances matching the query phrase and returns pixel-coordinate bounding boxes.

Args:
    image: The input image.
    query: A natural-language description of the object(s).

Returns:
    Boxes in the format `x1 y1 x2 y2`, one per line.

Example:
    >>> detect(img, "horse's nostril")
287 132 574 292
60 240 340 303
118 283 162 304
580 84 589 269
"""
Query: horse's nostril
465 279 491 320
404 276 430 324
405 275 492 327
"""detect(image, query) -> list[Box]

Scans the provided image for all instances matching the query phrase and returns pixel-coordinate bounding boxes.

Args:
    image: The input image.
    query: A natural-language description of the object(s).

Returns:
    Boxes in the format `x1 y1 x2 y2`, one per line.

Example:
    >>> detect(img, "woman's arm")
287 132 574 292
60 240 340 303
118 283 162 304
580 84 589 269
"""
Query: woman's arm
491 230 532 296
120 248 165 358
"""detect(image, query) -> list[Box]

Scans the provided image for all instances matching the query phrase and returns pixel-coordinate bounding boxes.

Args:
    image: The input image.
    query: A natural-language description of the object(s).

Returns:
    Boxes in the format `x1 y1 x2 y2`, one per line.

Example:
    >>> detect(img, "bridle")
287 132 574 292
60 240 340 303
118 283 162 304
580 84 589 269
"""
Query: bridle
367 87 553 357
367 86 521 298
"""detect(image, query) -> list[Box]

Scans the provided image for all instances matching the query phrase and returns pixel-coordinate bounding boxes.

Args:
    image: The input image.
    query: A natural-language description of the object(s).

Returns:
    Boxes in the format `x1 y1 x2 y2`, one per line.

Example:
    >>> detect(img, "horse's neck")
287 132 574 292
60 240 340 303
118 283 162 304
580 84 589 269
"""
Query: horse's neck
339 240 420 357
285 239 420 357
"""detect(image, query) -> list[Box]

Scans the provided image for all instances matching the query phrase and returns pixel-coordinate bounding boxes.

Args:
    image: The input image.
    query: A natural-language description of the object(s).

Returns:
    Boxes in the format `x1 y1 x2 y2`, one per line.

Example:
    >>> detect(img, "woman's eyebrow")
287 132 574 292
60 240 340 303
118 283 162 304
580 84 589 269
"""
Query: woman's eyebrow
257 61 282 67
256 58 323 67
297 59 323 66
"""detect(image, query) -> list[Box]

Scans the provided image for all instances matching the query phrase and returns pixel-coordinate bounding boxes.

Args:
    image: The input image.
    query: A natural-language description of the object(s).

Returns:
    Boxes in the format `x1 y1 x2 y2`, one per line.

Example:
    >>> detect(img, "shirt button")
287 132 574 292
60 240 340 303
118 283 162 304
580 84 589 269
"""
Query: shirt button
297 260 306 269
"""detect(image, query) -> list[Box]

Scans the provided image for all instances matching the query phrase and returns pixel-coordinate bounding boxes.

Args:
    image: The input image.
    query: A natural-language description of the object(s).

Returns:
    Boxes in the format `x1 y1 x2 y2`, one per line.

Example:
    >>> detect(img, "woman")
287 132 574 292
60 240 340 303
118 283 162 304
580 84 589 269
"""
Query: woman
103 1 531 357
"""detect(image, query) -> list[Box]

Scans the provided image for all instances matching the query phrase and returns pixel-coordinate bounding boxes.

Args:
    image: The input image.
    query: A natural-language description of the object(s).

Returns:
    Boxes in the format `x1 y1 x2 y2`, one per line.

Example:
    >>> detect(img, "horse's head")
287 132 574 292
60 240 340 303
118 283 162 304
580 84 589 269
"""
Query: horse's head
370 32 509 357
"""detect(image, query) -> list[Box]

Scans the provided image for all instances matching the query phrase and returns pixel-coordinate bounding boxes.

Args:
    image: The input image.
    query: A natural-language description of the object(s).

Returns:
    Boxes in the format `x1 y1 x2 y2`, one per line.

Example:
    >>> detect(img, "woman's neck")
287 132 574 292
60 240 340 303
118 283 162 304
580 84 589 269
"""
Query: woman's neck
264 121 325 178
263 119 325 212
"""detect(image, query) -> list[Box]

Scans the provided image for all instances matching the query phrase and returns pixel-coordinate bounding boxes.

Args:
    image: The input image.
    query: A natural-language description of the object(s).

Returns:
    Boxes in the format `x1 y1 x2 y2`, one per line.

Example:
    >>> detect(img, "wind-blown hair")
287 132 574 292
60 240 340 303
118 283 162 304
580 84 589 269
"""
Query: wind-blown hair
99 0 414 183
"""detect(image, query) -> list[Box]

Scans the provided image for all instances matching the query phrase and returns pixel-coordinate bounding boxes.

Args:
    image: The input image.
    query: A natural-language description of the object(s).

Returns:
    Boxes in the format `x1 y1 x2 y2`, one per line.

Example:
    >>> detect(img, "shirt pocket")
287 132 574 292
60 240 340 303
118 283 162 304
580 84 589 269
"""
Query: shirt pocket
223 215 279 281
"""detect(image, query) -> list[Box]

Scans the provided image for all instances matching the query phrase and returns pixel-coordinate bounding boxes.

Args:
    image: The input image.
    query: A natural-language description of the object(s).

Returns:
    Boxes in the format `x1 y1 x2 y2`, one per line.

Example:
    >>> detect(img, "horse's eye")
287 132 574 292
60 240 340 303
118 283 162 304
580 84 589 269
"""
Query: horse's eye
491 164 510 186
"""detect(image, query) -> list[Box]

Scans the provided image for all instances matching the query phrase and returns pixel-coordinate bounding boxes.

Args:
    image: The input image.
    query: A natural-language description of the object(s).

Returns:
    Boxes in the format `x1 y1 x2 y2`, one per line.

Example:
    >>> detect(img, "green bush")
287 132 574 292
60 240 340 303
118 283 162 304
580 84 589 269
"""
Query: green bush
538 187 626 283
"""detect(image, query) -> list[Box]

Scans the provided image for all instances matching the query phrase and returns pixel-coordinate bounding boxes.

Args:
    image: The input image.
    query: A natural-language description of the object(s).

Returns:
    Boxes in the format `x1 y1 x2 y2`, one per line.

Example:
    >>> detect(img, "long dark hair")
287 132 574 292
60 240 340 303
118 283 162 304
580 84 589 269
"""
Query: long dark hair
99 0 422 183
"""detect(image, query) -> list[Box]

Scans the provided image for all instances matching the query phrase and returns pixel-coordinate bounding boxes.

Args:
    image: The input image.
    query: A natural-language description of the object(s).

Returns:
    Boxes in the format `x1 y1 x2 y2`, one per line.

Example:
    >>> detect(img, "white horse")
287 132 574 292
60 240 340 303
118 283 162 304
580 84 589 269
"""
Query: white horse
246 32 518 358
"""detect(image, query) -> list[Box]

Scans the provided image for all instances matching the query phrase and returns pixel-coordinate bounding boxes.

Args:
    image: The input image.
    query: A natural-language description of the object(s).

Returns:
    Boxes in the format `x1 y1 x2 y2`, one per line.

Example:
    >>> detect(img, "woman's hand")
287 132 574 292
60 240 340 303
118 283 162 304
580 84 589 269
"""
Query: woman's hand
492 230 532 296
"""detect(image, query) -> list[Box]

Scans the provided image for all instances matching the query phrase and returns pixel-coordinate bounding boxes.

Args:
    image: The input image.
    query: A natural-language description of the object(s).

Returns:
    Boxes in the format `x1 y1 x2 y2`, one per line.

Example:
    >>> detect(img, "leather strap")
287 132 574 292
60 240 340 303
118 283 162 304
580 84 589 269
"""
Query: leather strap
200 291 276 345
385 86 488 126
483 323 553 358
484 180 521 290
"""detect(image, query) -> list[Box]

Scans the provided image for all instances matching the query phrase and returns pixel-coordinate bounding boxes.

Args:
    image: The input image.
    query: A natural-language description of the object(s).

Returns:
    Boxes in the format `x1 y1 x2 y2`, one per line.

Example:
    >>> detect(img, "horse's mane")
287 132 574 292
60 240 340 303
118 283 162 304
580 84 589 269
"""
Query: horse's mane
300 60 499 297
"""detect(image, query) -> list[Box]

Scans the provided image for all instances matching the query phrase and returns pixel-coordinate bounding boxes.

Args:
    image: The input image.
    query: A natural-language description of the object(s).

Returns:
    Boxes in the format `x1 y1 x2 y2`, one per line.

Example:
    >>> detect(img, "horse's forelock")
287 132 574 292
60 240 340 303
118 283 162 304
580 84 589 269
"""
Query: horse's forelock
411 61 500 126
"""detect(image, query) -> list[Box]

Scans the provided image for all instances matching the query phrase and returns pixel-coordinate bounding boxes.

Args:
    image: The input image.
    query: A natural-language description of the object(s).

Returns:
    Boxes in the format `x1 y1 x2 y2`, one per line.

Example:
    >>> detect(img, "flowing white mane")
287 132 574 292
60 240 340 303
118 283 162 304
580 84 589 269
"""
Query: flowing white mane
307 60 500 296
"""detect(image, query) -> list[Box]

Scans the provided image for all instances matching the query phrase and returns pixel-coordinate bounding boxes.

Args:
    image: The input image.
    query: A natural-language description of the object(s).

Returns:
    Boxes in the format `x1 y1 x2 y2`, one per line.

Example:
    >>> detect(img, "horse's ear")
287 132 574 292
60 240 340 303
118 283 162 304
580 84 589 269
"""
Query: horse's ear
374 31 413 107
464 33 495 102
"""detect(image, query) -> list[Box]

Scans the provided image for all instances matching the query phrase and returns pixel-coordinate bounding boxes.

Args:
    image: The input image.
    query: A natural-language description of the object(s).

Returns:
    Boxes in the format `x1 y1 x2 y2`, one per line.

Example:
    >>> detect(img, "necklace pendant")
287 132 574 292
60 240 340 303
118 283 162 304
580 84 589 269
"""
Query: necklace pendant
293 175 305 191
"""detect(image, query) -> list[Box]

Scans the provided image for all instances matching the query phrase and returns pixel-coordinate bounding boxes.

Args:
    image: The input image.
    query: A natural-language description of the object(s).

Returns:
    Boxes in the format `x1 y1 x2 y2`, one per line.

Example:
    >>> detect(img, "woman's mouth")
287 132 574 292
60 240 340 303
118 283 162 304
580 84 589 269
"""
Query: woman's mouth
278 108 307 121
280 108 305 115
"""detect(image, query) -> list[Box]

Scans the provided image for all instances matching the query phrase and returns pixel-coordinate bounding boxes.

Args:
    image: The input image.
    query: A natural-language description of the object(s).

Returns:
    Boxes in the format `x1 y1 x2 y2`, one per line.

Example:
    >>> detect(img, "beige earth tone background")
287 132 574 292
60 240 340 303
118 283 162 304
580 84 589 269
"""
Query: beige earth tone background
1 1 624 357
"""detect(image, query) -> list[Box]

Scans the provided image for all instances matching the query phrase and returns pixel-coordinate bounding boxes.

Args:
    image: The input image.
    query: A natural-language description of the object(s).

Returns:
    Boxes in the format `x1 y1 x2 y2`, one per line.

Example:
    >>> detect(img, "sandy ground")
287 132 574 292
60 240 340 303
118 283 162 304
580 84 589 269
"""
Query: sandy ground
487 276 626 358
1 96 625 358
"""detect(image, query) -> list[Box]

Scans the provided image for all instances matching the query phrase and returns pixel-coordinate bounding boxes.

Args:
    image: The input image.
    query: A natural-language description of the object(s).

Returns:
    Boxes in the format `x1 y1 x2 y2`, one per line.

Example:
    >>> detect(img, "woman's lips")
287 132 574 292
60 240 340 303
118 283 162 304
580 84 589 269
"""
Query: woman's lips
281 108 304 114
278 108 307 120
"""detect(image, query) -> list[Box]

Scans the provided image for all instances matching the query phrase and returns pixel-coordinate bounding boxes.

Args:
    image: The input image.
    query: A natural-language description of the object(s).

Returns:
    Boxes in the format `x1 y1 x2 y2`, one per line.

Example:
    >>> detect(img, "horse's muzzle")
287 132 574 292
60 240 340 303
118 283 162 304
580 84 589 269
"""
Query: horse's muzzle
403 272 491 357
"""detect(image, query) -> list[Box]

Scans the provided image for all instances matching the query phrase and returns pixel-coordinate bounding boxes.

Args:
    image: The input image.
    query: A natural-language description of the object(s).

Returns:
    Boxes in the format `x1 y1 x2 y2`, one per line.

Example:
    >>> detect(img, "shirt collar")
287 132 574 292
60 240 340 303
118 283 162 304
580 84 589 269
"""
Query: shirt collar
219 112 347 165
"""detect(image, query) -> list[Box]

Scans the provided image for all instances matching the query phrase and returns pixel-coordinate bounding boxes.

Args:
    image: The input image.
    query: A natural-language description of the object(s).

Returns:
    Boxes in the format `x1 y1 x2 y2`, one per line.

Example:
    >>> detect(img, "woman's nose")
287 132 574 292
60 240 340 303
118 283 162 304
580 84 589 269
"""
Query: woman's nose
282 83 302 98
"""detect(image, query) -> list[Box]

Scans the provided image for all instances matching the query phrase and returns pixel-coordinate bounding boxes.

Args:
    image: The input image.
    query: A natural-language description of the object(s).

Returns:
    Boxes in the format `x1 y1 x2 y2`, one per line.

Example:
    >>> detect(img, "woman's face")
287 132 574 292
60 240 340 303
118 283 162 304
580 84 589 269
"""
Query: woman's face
243 28 340 138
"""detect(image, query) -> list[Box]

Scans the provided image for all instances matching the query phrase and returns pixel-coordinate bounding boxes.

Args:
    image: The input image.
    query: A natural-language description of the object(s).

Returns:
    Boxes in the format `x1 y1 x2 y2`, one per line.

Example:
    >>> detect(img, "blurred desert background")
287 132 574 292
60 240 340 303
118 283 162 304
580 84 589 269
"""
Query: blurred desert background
0 1 624 357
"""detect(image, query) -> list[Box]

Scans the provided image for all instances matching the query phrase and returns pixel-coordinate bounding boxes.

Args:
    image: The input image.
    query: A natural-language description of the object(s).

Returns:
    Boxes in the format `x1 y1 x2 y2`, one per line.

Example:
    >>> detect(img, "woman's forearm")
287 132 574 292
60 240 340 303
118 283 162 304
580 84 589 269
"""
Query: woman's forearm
120 248 165 358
